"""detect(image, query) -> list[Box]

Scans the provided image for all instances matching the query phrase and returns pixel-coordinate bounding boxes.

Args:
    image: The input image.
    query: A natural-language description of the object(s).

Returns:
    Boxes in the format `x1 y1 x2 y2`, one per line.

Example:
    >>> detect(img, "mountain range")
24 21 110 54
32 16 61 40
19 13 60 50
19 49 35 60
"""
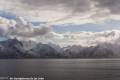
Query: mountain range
0 38 119 58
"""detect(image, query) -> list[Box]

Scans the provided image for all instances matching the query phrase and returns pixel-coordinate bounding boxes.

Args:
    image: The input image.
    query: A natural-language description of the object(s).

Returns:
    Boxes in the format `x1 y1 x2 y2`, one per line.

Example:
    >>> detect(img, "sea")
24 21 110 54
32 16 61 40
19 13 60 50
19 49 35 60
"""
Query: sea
0 59 120 80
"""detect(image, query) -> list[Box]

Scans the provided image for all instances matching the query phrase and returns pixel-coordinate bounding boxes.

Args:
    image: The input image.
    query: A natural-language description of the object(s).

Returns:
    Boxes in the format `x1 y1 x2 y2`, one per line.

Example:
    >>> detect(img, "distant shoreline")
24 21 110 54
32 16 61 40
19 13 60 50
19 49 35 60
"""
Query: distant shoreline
0 57 118 59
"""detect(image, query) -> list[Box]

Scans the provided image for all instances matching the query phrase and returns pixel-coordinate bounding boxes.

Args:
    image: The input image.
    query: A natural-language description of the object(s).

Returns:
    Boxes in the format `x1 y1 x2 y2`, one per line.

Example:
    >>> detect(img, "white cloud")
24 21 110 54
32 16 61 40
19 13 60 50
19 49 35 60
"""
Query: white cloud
35 29 120 47
59 30 120 47
17 29 120 47
0 16 120 47
0 0 120 24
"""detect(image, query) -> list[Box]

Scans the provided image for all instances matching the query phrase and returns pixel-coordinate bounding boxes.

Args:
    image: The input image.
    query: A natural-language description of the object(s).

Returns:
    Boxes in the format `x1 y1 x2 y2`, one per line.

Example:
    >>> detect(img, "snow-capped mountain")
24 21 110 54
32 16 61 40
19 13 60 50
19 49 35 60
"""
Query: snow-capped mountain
0 38 118 58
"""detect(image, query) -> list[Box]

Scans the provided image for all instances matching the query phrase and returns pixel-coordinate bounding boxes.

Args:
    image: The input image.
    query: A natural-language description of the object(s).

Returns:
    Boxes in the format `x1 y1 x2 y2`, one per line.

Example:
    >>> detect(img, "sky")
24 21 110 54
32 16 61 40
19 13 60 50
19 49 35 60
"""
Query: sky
0 0 120 46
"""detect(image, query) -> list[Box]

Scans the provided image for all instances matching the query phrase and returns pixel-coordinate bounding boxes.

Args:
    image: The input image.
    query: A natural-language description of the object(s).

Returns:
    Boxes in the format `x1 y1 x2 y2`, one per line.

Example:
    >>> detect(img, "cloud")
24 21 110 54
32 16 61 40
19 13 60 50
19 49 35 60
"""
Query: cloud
22 29 120 47
0 24 8 36
0 16 120 47
0 16 16 36
0 0 120 47
55 30 120 47
9 17 53 37
94 0 120 14
0 0 110 24
1 0 120 24
0 17 50 37
20 0 92 13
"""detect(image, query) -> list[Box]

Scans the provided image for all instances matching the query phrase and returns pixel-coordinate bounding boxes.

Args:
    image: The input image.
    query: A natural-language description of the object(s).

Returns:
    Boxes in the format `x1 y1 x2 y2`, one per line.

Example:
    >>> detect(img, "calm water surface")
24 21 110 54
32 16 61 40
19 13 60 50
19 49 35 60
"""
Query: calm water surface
0 59 120 80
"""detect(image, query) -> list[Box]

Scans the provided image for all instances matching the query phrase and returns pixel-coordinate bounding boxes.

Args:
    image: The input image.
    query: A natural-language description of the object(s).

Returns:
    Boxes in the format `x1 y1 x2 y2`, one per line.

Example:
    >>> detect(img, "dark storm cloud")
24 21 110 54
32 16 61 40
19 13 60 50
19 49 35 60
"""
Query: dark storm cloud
93 0 120 14
20 0 91 12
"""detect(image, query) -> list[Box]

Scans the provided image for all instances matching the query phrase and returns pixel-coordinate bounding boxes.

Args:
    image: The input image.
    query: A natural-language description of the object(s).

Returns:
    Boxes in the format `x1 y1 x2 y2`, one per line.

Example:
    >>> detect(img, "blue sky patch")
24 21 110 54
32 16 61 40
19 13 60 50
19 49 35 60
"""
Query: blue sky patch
0 10 17 20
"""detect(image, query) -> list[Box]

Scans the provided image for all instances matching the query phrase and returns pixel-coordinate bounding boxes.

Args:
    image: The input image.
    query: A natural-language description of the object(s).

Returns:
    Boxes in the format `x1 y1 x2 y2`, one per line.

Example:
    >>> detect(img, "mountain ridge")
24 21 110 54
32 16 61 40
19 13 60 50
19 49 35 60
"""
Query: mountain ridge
0 38 118 58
